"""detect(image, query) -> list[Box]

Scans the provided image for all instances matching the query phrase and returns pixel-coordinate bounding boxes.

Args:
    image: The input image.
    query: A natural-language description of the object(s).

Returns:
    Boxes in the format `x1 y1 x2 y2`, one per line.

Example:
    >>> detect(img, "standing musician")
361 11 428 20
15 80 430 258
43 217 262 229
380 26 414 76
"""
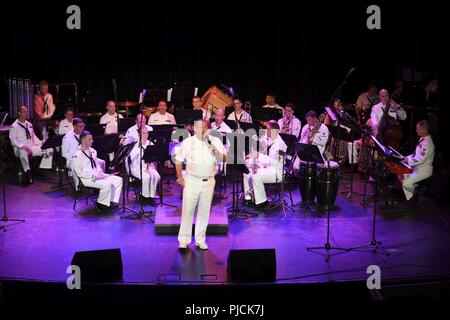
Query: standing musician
278 103 301 138
175 119 227 250
400 120 435 201
58 107 74 135
100 100 123 135
33 80 56 139
370 89 407 137
148 99 176 125
34 80 56 120
127 127 161 203
243 120 287 209
227 98 252 123
72 131 123 214
192 96 212 120
9 106 53 184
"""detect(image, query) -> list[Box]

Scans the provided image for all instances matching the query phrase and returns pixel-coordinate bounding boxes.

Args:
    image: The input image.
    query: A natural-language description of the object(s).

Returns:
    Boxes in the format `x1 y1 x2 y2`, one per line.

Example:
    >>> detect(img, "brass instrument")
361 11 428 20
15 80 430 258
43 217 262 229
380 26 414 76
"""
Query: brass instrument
244 101 252 114
307 122 321 144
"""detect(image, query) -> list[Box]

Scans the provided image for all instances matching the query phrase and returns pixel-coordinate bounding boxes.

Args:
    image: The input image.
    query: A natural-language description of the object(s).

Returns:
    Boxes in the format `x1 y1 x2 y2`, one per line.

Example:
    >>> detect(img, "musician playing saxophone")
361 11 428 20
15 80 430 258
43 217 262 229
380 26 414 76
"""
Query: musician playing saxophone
370 89 407 137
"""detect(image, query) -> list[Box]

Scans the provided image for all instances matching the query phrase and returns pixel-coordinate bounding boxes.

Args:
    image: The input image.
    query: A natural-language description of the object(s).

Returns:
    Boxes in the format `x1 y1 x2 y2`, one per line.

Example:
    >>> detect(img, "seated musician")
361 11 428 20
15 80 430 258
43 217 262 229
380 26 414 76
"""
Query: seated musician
192 96 212 120
72 131 123 214
148 99 176 125
211 109 232 134
243 120 287 209
122 113 153 145
370 89 407 137
100 100 123 135
293 111 329 170
227 98 252 123
401 120 435 201
278 103 301 138
9 106 53 184
58 107 74 135
262 93 284 116
126 127 161 203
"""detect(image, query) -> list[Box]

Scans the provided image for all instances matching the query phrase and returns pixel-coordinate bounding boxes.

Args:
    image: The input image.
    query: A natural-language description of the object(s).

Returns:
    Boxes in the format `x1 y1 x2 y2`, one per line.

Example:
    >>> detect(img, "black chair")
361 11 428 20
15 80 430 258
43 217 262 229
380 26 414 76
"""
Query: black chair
72 170 99 211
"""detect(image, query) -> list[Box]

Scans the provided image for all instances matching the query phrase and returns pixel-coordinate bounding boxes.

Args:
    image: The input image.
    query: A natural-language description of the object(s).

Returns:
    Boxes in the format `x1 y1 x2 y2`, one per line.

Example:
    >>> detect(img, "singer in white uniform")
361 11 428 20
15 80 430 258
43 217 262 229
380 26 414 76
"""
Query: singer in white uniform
401 120 435 201
175 119 227 250
9 106 53 184
148 100 176 125
243 120 287 208
72 131 123 213
370 89 407 137
227 98 252 123
58 108 74 135
127 127 161 200
100 100 123 135
293 111 329 170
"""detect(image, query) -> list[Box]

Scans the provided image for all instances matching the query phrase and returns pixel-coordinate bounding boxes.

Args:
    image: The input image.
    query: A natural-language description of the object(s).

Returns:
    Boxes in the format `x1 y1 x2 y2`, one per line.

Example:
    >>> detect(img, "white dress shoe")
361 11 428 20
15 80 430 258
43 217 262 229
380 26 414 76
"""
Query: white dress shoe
178 242 188 249
195 242 208 250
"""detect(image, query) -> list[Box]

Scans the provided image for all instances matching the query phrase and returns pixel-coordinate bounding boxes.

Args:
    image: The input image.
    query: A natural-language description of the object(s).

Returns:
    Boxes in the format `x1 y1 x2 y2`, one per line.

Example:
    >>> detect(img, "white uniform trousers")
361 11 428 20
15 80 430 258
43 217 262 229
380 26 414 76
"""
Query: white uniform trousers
131 167 160 198
347 142 359 164
243 167 279 205
14 146 53 172
402 167 432 200
80 175 123 206
178 174 215 245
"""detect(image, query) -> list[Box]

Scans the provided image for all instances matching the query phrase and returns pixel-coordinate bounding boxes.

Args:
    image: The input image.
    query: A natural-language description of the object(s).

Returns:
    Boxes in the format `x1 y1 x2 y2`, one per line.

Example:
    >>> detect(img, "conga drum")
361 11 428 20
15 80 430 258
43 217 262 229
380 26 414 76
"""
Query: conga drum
316 161 340 211
299 162 317 205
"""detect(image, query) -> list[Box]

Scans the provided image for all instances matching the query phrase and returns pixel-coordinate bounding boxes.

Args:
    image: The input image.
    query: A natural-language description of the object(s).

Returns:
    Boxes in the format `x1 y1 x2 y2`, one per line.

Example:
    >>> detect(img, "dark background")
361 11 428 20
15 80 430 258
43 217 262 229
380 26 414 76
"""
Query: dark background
0 1 446 150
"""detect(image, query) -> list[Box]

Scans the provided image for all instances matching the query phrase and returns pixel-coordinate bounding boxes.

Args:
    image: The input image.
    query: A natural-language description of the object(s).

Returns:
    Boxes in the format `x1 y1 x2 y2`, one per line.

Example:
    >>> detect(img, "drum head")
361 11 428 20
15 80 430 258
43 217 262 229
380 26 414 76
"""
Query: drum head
317 161 339 169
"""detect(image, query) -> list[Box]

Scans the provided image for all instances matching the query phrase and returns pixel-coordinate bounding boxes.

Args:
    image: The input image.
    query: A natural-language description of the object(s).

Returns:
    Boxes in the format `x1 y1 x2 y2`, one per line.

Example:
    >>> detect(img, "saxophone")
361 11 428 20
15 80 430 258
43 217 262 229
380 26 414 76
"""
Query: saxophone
307 122 321 144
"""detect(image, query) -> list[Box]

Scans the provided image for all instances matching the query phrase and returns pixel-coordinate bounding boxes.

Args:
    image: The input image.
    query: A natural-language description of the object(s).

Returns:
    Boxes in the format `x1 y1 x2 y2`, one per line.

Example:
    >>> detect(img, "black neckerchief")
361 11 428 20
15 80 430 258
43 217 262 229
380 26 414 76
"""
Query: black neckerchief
74 134 80 145
17 122 31 140
82 150 97 169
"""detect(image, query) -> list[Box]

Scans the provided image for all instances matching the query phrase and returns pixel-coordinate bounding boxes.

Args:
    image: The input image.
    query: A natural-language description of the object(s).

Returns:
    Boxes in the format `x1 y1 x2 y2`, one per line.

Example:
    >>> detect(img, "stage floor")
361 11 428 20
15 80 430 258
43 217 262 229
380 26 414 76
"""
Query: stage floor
1 170 450 287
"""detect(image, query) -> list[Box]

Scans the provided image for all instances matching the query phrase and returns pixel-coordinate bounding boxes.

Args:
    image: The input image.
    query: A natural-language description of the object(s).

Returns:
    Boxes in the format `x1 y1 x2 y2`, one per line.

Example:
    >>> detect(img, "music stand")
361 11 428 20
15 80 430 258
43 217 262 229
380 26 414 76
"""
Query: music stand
118 118 135 134
252 107 283 123
84 124 106 137
41 135 69 189
120 142 154 222
348 134 390 256
175 109 202 125
294 143 349 261
112 142 141 216
170 86 195 109
148 131 177 208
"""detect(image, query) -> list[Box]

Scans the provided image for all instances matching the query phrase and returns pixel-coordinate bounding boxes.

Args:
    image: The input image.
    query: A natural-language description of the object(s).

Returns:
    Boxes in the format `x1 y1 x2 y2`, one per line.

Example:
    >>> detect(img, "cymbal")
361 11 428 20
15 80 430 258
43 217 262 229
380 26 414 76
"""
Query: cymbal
119 101 138 107
0 125 11 132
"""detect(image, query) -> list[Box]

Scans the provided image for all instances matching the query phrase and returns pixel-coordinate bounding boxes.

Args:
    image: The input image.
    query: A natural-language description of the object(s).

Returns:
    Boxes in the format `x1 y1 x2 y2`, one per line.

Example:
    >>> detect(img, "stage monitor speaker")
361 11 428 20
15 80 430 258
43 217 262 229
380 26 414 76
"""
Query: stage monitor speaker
71 248 123 282
227 249 276 282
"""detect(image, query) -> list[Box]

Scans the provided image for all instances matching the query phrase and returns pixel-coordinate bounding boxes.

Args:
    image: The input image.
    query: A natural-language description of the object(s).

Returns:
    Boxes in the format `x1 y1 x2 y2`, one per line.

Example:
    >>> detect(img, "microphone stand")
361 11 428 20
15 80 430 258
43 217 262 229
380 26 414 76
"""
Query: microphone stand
1 168 25 232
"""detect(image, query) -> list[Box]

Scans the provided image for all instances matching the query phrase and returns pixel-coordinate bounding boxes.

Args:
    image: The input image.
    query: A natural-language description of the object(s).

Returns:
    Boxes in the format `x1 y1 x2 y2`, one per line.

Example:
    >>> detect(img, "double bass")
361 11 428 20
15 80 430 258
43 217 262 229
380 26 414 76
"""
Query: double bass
376 100 403 149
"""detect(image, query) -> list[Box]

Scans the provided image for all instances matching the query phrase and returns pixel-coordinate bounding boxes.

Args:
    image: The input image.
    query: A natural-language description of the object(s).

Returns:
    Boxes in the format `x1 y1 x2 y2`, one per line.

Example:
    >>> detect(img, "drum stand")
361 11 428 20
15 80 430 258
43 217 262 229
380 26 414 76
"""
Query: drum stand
306 205 350 262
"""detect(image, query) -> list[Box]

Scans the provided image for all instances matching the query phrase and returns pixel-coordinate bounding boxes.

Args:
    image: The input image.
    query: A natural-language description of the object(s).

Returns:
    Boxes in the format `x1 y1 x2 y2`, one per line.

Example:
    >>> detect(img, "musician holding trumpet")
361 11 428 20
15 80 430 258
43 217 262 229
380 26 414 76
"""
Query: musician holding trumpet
278 103 301 138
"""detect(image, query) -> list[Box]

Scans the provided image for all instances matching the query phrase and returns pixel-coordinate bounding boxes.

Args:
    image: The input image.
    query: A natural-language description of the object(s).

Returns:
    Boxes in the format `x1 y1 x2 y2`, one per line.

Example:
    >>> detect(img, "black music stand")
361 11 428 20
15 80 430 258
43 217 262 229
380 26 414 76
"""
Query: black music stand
118 118 135 134
120 142 154 222
350 135 390 256
252 107 283 123
148 131 177 208
175 109 202 125
41 135 70 189
170 86 195 109
113 142 141 216
226 131 257 220
295 143 350 261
